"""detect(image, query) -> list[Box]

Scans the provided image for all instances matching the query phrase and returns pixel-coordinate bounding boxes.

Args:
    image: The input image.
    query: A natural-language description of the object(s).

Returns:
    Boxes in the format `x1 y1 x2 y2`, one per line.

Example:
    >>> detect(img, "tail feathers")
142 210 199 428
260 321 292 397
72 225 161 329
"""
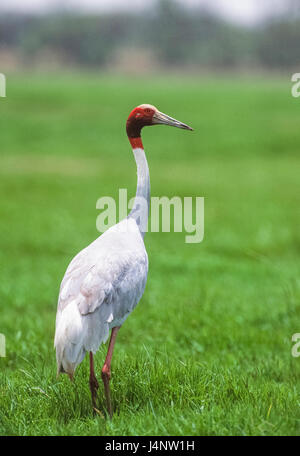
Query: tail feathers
55 300 85 378
56 342 85 379
56 363 74 382
54 300 111 379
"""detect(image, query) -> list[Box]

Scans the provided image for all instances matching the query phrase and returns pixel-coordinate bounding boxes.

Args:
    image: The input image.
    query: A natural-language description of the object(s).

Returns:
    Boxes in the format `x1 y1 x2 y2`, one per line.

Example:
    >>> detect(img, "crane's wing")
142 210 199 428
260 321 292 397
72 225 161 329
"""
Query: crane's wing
58 242 147 316
58 248 114 316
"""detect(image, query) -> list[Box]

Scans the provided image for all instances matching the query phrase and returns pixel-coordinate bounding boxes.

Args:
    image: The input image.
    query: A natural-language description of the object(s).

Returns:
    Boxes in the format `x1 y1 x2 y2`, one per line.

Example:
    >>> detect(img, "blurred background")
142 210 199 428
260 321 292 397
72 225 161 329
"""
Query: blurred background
0 0 300 436
0 0 300 73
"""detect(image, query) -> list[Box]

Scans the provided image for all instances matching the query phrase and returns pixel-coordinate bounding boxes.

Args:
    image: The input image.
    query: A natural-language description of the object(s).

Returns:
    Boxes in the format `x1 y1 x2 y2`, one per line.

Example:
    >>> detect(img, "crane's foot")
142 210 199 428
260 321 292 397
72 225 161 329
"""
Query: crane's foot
101 364 113 419
93 406 104 419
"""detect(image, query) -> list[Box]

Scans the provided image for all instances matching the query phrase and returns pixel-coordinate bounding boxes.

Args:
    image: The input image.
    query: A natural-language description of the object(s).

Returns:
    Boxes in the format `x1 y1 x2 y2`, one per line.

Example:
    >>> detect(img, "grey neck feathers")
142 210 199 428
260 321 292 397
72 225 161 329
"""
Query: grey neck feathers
128 148 150 238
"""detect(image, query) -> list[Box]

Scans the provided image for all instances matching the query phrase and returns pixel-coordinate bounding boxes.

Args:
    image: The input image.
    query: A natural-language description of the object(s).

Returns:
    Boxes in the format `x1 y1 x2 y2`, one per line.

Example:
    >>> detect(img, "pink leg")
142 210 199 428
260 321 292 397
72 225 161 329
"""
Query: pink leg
89 351 99 413
101 326 121 418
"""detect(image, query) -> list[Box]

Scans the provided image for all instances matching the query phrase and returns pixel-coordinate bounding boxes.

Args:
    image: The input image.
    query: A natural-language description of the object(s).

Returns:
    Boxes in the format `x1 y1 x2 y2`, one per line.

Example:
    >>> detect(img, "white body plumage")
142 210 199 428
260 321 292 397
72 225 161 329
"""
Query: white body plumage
54 147 149 378
54 217 148 376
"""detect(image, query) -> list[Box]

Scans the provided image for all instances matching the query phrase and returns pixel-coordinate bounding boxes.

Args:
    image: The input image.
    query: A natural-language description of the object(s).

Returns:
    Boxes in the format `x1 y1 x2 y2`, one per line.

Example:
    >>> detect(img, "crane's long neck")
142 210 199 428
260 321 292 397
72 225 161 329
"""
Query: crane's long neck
128 137 150 238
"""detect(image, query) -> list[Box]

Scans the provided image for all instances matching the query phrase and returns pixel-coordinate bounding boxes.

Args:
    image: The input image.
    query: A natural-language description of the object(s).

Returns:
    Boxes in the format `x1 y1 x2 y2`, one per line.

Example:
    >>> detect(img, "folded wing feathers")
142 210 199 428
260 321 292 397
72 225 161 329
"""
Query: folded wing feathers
54 253 147 377
54 267 115 376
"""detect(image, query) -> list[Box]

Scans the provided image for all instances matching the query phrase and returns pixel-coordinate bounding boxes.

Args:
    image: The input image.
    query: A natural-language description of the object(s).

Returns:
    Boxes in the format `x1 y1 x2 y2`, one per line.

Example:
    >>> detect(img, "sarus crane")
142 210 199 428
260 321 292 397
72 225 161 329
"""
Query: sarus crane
54 104 193 417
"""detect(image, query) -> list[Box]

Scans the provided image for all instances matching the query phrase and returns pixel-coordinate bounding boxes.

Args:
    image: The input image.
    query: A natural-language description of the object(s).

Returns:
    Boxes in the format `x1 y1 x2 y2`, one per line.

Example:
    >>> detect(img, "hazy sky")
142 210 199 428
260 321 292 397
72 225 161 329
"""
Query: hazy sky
0 0 287 25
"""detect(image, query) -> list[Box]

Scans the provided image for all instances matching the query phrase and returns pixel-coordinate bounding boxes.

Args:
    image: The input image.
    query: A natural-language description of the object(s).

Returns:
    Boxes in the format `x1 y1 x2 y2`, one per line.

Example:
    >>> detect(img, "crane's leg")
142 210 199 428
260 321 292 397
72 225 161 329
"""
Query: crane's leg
101 325 121 418
89 351 100 414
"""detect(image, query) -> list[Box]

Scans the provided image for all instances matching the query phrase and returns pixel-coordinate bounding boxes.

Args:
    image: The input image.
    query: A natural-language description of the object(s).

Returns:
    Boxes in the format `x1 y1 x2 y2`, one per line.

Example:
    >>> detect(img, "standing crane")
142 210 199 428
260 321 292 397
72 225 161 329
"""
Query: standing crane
54 104 193 417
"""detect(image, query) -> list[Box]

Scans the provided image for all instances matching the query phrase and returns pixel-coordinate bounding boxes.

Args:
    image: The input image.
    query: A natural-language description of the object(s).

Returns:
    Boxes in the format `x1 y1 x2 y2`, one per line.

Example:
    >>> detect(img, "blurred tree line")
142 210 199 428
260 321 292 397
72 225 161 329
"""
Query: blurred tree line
0 0 300 70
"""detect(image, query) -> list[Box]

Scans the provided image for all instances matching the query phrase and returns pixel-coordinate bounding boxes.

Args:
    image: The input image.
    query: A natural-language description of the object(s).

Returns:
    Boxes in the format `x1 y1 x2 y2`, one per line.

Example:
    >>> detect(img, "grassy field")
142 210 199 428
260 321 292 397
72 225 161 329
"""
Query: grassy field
0 73 299 436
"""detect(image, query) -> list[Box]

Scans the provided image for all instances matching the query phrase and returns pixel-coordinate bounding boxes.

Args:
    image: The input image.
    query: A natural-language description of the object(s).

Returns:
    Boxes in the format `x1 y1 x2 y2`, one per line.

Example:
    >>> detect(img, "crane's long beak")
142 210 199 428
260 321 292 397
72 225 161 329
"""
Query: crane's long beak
152 111 193 131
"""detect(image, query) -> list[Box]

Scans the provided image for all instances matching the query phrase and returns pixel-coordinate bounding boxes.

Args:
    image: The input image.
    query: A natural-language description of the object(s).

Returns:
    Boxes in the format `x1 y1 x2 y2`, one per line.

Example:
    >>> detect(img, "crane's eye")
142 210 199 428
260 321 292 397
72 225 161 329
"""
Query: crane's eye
145 108 151 114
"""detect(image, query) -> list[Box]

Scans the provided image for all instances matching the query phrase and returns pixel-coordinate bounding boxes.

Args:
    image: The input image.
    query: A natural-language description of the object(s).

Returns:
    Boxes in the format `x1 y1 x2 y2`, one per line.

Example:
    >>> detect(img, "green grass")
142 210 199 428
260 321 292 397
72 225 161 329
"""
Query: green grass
0 73 299 436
